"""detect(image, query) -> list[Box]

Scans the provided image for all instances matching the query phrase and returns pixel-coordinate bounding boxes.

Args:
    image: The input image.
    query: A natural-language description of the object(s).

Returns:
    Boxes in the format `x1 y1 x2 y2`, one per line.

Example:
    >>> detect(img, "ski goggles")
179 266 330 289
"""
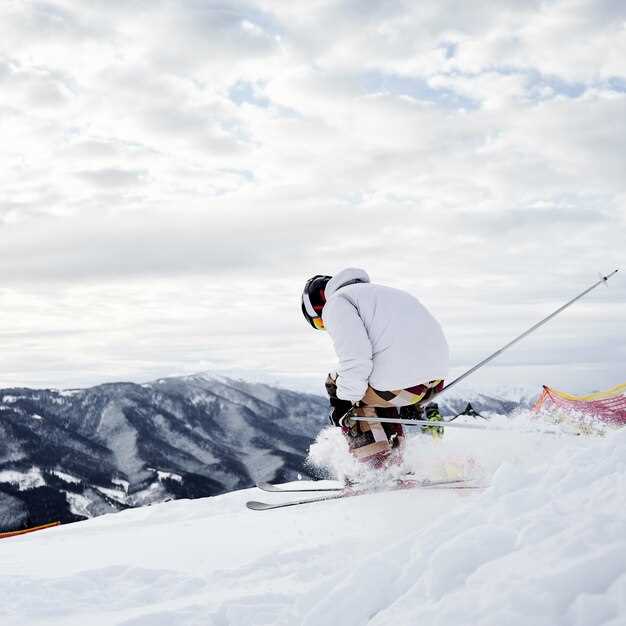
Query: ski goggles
301 274 330 330
312 317 325 330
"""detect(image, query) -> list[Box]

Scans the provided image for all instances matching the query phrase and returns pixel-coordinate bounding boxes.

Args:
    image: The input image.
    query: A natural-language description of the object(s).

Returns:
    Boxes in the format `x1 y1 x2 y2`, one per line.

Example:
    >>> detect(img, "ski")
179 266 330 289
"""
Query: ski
256 481 343 493
247 493 347 510
256 477 467 494
247 479 482 511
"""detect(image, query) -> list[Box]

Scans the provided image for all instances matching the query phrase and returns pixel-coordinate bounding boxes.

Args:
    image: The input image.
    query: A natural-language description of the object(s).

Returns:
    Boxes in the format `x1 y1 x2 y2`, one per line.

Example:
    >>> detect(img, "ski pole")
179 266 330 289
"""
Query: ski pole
347 414 563 435
342 269 619 427
435 269 619 399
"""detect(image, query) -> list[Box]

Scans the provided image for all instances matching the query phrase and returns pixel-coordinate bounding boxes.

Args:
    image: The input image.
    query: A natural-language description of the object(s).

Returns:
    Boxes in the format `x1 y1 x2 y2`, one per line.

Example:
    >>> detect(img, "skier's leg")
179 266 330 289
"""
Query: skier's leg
323 374 392 469
376 379 445 438
355 379 445 449
343 404 401 469
323 374 389 468
403 380 445 438
343 411 394 467
329 377 445 468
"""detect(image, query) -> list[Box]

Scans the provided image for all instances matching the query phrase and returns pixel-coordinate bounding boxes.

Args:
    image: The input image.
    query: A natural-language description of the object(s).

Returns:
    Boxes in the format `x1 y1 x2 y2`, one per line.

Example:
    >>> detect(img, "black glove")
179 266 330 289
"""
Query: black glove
328 399 353 427
398 404 423 420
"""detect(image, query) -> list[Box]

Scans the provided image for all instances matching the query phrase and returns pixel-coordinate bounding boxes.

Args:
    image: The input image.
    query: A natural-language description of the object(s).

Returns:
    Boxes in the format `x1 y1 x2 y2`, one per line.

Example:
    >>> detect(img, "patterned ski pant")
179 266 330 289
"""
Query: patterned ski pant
325 375 444 468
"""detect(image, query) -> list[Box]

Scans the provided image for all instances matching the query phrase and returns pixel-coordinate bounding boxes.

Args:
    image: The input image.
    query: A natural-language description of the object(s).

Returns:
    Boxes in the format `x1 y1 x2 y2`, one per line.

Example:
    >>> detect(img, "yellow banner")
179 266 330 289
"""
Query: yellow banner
546 381 626 402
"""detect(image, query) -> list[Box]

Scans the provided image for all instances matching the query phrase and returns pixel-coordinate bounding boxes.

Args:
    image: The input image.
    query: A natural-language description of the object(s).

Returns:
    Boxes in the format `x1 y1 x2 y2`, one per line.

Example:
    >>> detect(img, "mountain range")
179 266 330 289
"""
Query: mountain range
0 373 534 532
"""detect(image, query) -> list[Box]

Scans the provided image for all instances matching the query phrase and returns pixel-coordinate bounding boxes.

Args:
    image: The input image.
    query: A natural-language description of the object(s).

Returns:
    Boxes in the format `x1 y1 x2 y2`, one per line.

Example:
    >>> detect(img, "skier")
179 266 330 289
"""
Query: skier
302 268 450 468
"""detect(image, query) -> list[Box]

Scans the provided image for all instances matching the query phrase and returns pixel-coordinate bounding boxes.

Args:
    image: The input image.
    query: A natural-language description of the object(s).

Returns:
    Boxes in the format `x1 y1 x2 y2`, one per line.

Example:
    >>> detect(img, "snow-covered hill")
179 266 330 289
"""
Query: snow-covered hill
0 374 327 529
1 418 624 626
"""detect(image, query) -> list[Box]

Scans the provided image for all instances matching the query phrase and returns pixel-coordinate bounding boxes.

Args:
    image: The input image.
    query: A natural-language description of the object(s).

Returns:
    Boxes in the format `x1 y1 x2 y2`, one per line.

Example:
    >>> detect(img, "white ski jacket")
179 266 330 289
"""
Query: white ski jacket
322 268 450 402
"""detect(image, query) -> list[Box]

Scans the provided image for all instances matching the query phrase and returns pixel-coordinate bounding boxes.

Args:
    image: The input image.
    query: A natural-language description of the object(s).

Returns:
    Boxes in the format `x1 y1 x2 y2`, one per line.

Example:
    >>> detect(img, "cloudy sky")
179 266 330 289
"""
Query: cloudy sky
1 0 624 395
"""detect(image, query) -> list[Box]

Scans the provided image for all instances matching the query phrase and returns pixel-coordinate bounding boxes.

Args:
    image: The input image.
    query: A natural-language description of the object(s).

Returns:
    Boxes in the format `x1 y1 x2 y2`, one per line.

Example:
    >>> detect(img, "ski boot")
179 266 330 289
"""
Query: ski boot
421 402 444 439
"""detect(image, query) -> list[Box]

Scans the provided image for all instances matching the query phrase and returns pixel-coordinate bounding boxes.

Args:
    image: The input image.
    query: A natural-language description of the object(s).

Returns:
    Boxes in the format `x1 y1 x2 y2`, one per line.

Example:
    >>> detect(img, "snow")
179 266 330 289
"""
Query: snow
96 402 150 483
448 382 539 405
112 478 130 492
0 394 39 404
56 389 82 397
193 369 327 396
95 486 129 504
51 471 81 485
151 412 218 466
65 492 92 518
1 421 625 626
155 470 183 483
0 467 45 490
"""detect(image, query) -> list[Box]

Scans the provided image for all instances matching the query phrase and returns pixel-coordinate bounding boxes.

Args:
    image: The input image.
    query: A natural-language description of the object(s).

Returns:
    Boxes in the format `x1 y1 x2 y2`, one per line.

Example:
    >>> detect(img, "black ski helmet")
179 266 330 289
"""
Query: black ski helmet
301 274 331 329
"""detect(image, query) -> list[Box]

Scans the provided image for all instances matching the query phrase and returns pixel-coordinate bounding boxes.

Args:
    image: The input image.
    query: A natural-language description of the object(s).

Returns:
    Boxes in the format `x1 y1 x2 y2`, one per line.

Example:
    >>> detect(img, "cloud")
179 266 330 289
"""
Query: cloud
0 0 624 391
74 168 148 188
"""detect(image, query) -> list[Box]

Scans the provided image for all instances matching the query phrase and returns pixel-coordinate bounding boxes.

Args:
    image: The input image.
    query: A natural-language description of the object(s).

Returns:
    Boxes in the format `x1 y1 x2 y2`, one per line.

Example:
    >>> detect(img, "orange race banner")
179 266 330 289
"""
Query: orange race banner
0 521 61 540
533 382 626 425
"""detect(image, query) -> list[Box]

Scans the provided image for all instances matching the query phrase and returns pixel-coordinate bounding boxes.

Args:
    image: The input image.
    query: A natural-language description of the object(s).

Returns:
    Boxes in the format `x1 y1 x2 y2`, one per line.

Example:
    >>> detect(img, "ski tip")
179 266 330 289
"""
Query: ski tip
420 478 467 486
256 481 280 492
246 500 275 511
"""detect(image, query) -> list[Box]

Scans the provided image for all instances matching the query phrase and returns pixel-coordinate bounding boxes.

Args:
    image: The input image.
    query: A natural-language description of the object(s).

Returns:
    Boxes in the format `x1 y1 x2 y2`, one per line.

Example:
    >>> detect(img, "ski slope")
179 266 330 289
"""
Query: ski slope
2 418 626 626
